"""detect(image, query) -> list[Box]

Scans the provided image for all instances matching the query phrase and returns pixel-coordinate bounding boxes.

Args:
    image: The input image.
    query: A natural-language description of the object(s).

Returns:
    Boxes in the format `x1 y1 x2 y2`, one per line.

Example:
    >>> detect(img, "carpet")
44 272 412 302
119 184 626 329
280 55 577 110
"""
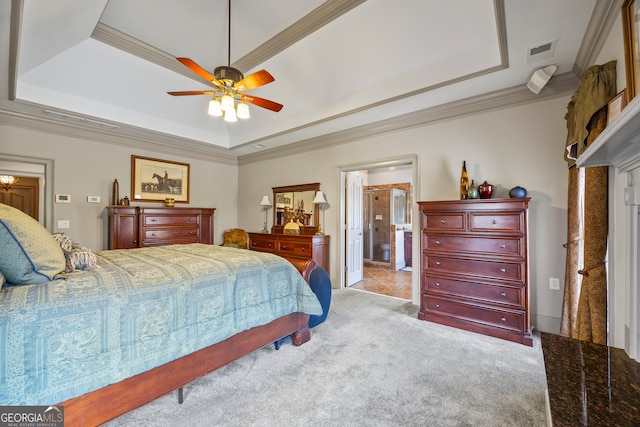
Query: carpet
106 289 548 427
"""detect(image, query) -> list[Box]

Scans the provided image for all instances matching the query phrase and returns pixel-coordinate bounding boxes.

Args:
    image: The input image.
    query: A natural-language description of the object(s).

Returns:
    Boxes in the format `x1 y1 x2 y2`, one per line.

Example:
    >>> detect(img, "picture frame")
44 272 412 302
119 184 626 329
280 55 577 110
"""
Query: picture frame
275 192 293 209
622 0 640 100
607 89 628 125
131 155 190 203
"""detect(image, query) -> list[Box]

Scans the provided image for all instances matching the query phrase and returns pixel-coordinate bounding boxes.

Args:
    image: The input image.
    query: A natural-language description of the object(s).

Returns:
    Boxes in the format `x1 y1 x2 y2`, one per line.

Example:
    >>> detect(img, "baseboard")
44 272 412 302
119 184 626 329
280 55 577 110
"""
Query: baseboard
534 314 561 335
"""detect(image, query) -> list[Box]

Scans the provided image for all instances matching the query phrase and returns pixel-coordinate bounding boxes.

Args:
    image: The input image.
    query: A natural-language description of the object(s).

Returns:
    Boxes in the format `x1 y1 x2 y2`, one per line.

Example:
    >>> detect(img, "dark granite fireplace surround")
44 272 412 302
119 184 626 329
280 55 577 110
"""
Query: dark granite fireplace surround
541 332 640 426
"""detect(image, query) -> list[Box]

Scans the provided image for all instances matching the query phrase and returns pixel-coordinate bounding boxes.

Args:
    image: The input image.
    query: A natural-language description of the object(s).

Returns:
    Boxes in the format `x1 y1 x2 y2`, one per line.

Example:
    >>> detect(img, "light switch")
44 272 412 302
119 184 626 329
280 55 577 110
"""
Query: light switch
87 196 100 203
57 220 70 229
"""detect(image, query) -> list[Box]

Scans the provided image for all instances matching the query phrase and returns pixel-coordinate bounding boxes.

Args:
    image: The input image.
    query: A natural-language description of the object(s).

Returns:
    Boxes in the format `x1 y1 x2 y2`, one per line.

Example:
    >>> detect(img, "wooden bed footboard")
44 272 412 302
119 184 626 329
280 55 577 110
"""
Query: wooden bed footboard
59 259 317 426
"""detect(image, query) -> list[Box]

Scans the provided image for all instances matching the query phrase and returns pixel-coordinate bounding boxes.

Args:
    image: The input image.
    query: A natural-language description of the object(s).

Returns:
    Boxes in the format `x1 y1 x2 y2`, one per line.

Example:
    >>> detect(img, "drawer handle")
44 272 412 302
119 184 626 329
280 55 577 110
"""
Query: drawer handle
281 245 287 250
500 268 506 273
501 317 507 322
499 244 506 249
435 240 441 245
189 231 193 235
189 218 193 222
492 219 497 224
435 304 440 309
151 218 157 222
435 282 441 287
500 292 506 297
151 233 156 236
435 261 441 266
440 219 446 224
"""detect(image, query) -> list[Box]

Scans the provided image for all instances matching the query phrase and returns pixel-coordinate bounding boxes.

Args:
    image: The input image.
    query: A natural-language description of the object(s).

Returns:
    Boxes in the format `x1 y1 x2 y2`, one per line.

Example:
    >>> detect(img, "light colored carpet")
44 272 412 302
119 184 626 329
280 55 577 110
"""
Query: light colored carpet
106 289 548 427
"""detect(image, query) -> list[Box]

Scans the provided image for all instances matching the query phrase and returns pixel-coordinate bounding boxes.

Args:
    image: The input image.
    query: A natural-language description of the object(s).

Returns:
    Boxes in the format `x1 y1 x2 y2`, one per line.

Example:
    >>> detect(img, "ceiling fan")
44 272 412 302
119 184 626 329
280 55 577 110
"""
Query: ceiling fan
167 0 283 122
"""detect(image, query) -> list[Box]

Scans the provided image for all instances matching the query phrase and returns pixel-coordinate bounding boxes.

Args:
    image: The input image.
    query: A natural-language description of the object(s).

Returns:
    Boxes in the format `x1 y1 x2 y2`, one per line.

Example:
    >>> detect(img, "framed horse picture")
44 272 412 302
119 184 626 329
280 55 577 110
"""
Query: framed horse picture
131 155 190 203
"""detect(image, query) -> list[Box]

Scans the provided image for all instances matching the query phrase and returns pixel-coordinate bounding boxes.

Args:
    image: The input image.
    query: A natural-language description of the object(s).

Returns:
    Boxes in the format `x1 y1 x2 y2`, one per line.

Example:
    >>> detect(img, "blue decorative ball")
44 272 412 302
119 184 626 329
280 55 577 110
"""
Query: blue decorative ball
509 186 527 198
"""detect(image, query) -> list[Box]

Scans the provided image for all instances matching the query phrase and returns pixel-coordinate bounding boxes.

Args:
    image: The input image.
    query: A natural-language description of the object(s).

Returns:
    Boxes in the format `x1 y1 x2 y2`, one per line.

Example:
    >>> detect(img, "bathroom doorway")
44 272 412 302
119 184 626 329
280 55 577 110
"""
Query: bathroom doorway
339 156 418 303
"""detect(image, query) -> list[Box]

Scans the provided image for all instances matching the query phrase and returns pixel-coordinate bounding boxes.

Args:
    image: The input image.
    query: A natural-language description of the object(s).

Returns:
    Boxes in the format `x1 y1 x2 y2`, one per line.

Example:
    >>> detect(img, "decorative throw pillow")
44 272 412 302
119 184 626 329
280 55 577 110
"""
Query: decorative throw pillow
0 203 65 285
64 246 98 272
52 232 73 253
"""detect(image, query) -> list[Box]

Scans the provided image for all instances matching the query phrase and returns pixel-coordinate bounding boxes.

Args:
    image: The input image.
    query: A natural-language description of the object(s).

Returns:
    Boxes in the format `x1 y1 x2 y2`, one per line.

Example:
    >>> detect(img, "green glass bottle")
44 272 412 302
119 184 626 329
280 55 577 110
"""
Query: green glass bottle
460 161 469 200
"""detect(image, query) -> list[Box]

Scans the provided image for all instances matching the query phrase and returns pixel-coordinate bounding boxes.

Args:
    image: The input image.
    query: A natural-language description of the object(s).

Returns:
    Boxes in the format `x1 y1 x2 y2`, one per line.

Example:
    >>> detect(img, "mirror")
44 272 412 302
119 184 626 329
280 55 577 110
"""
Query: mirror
272 183 320 234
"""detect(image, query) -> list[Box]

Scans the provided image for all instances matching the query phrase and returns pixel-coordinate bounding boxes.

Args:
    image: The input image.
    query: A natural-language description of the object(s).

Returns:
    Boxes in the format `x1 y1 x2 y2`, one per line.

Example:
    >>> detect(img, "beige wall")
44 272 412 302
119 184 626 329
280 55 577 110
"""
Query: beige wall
0 124 238 250
0 89 572 335
238 96 571 334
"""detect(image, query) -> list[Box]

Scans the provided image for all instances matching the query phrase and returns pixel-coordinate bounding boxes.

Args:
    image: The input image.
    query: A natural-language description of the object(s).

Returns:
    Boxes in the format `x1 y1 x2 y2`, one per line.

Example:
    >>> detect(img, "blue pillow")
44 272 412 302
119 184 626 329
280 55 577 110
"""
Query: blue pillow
308 265 331 328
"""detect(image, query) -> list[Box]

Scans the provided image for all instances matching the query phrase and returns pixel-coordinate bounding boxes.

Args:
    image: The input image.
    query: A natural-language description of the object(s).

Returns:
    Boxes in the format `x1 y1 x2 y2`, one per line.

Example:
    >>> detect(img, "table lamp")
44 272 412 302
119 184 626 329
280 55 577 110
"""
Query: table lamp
260 195 272 233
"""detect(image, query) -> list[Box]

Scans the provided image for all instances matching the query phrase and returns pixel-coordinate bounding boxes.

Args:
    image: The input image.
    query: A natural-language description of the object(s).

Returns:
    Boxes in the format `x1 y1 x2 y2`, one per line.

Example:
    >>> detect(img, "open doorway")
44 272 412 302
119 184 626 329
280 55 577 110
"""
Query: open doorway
0 155 52 229
339 156 419 304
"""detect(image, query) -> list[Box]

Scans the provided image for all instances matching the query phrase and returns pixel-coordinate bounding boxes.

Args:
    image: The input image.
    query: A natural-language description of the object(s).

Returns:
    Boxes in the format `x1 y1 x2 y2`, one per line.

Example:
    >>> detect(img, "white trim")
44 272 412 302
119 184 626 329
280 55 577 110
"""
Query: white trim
338 155 420 305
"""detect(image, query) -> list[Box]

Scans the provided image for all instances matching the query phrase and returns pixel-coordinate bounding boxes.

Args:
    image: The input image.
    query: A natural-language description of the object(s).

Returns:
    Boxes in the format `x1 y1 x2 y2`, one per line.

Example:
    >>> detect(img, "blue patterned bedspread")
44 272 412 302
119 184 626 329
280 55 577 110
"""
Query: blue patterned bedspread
0 244 322 405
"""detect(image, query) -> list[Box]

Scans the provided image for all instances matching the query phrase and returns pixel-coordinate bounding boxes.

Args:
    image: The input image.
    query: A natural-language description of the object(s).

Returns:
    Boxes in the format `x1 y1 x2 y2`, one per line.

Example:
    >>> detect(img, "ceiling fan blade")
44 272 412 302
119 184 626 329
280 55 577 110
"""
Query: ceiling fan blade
242 95 283 112
167 90 216 96
235 70 274 91
176 58 223 88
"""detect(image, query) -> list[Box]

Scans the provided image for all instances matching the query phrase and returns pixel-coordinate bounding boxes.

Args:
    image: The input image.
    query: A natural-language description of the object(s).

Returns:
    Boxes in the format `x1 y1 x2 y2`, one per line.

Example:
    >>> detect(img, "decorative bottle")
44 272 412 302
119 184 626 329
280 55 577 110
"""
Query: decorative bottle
112 179 119 206
460 161 469 200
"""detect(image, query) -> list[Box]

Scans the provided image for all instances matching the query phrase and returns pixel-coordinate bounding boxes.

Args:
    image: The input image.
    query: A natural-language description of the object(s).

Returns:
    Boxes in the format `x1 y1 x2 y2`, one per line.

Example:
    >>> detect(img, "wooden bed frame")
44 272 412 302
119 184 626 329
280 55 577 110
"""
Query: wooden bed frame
59 259 318 426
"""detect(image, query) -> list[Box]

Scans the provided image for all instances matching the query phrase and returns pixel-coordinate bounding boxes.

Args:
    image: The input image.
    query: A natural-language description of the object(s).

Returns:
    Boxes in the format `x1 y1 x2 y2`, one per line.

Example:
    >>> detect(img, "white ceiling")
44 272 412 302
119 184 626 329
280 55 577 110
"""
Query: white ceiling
0 0 619 161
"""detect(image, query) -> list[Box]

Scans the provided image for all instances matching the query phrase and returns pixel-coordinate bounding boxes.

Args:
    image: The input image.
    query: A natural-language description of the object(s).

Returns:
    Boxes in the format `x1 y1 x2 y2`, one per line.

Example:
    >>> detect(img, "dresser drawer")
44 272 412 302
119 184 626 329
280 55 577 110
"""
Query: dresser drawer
249 237 276 251
142 228 200 243
142 214 199 227
424 213 465 231
469 212 522 233
425 255 522 282
424 296 525 333
277 240 312 258
425 235 522 257
424 275 524 308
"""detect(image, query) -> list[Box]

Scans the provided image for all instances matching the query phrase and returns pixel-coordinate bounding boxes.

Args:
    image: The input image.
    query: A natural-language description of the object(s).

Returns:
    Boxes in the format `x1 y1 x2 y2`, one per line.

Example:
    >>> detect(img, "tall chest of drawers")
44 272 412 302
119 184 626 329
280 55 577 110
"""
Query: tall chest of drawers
417 198 532 346
107 206 215 249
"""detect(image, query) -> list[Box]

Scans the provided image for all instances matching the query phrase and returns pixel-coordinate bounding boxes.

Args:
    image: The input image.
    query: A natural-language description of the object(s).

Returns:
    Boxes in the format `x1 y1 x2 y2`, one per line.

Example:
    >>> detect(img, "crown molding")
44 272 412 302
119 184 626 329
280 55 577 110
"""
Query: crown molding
0 101 238 165
237 73 578 165
573 0 624 74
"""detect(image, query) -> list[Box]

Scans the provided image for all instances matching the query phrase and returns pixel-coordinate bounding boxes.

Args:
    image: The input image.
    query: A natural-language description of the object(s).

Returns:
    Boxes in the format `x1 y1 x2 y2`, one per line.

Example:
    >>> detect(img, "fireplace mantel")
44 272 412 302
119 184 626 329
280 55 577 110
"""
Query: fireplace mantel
577 95 640 171
576 92 640 362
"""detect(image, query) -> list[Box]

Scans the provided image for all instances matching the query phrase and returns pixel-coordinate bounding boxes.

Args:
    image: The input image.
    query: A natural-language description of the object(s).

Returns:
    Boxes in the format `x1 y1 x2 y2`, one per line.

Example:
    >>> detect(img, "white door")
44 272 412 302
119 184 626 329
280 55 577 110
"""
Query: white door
346 172 364 285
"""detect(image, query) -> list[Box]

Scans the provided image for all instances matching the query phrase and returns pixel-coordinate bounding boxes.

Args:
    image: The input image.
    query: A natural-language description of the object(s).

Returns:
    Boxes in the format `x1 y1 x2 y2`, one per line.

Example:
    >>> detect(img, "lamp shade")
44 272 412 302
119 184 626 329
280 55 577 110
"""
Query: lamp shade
312 191 327 204
260 195 271 206
236 102 250 119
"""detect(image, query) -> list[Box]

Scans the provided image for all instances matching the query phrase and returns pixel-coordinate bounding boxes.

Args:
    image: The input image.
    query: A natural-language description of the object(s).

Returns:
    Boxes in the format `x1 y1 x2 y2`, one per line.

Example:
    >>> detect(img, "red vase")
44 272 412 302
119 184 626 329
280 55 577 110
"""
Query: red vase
478 181 494 199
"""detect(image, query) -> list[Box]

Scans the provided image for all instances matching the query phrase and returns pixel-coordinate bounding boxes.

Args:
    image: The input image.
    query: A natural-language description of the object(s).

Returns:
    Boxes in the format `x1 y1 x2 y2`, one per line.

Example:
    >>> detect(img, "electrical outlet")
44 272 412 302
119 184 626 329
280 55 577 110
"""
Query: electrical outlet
57 220 70 229
549 277 560 290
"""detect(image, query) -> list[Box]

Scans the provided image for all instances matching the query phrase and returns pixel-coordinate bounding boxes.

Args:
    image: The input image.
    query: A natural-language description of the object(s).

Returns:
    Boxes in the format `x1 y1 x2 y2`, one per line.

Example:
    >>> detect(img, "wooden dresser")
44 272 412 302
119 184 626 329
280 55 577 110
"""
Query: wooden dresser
417 198 531 346
107 206 215 249
248 232 330 274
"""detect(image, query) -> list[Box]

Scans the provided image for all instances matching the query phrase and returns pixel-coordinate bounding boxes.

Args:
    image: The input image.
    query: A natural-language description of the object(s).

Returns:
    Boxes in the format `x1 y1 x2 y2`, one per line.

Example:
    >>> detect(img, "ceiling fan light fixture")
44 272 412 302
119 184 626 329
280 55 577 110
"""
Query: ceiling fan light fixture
237 101 250 119
208 98 223 116
168 0 282 121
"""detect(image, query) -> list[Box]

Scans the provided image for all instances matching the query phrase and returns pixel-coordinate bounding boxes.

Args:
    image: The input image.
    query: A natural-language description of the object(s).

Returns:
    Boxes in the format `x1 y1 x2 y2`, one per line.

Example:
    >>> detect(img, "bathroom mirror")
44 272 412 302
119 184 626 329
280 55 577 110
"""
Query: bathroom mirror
272 183 320 234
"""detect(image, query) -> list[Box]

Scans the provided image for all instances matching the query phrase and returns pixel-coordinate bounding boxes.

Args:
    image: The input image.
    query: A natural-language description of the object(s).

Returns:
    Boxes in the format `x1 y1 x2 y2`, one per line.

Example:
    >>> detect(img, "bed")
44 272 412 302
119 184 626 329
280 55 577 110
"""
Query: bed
0 203 322 425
